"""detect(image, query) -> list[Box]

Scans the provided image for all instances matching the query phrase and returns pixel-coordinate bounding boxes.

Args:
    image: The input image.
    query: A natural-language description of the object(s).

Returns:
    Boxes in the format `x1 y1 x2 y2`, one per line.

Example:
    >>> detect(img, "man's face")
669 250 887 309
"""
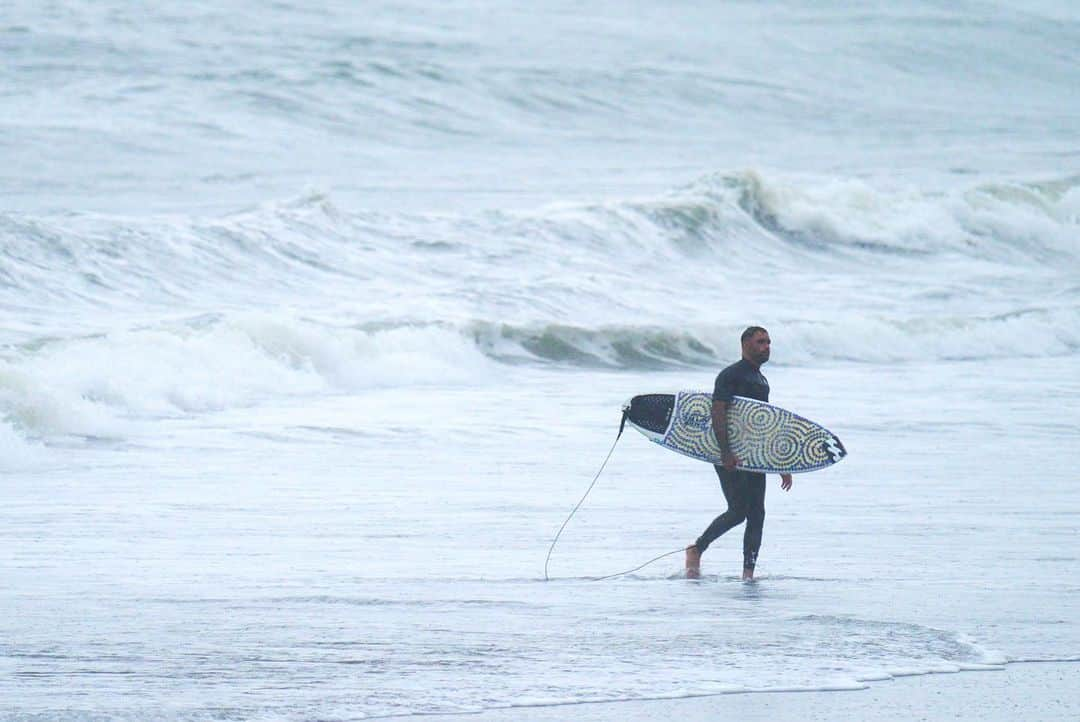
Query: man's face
744 331 771 365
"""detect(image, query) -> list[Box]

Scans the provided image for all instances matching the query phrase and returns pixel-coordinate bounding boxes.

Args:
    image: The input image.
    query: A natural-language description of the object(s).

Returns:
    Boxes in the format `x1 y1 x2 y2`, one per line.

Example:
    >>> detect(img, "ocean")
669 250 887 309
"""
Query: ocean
2 1 1079 719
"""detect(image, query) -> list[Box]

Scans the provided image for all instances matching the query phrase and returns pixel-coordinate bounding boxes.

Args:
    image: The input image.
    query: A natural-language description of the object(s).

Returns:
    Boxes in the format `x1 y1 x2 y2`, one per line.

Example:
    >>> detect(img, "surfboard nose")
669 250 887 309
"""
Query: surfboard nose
824 435 847 462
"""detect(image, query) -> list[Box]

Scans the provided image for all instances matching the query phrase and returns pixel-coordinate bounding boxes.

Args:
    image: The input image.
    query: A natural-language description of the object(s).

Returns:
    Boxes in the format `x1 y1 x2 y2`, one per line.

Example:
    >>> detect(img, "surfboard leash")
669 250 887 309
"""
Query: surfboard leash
583 546 687 582
543 411 628 581
545 411 687 582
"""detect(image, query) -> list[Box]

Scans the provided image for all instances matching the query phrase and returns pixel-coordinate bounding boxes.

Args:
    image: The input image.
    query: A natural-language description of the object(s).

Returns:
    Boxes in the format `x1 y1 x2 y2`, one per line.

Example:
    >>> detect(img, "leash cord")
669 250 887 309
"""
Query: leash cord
543 412 627 581
545 411 687 582
584 546 686 581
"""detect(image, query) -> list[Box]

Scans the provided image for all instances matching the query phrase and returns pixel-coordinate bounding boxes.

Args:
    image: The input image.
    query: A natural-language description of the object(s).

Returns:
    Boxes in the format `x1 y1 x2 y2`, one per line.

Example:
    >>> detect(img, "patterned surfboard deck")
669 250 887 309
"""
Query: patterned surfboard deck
622 391 846 474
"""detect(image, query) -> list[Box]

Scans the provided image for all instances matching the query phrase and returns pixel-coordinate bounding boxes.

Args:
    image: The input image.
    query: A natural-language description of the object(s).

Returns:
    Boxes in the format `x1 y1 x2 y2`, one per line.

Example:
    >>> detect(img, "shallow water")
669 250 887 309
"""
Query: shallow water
5 360 1079 718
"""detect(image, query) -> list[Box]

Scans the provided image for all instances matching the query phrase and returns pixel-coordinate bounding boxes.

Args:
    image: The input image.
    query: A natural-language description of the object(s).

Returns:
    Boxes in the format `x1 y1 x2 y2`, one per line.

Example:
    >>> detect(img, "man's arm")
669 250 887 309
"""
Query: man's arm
712 399 739 470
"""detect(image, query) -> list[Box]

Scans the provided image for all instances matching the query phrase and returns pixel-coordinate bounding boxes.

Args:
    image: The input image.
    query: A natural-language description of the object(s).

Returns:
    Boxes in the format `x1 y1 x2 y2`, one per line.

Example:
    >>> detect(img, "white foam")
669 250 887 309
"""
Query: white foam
779 308 1080 365
0 314 497 440
0 419 48 471
734 171 956 253
0 362 130 439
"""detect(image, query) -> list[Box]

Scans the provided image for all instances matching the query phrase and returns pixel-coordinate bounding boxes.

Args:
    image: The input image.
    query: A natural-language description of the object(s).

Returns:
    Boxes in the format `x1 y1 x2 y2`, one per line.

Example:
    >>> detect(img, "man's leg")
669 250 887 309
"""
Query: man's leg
686 466 749 577
741 472 767 579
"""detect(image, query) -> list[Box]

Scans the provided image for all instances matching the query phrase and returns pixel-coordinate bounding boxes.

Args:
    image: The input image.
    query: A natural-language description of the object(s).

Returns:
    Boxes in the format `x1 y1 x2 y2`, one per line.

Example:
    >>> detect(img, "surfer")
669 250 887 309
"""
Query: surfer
685 326 792 580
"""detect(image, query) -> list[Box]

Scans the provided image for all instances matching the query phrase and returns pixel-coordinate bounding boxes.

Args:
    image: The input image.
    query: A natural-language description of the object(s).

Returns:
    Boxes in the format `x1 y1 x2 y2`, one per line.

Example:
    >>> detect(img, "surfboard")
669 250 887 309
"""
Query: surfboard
622 391 846 474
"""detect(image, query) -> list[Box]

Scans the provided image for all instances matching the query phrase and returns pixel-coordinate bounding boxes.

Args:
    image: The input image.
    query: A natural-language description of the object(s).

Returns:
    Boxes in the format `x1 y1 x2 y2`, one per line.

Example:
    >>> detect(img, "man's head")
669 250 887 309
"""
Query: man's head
740 326 770 366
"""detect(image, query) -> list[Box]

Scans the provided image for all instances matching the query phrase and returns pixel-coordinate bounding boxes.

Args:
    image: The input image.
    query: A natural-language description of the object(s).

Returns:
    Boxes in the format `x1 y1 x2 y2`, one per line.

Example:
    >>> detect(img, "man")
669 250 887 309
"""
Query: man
685 327 792 580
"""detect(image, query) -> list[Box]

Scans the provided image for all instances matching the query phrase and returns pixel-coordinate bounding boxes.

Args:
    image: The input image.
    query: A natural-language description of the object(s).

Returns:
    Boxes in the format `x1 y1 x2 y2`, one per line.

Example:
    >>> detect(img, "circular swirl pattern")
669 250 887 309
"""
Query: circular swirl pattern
657 391 844 473
677 395 712 430
745 404 779 435
765 431 800 467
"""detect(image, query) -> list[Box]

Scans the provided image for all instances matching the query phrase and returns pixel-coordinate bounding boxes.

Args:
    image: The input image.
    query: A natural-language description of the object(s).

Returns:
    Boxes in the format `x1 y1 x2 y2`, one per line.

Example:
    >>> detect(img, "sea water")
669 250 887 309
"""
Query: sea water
2 1 1079 719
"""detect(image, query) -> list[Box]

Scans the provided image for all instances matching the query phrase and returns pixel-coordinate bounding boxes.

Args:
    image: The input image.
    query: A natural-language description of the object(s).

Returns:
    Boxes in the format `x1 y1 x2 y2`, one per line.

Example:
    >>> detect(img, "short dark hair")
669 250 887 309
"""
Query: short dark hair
741 326 768 343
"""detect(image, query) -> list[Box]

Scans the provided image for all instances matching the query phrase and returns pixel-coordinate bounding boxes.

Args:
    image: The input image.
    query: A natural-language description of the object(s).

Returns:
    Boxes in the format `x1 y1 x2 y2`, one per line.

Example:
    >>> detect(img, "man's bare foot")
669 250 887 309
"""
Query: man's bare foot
742 567 754 581
685 545 701 579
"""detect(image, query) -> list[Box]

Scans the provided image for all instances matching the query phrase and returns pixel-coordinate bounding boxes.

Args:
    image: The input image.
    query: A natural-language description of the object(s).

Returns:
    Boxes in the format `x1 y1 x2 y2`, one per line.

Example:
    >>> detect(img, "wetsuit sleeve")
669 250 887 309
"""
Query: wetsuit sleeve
712 367 736 403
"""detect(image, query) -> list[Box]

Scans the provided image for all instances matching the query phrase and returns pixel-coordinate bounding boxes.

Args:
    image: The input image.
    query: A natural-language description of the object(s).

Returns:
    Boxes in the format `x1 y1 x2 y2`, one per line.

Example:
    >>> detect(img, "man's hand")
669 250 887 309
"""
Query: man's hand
781 474 793 491
722 452 739 471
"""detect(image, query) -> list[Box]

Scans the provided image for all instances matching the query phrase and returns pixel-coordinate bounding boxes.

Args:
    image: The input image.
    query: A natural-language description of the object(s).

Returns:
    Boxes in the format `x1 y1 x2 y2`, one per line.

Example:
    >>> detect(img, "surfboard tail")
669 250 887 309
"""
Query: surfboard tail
623 394 676 436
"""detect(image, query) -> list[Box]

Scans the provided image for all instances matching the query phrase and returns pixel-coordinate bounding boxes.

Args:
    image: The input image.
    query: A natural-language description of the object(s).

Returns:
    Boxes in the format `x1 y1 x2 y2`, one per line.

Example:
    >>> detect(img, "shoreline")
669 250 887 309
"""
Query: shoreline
407 661 1080 721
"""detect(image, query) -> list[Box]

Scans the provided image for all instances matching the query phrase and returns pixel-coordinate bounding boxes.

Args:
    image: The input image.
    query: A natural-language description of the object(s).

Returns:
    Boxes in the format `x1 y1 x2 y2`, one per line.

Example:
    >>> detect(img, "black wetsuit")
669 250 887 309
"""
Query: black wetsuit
694 359 770 570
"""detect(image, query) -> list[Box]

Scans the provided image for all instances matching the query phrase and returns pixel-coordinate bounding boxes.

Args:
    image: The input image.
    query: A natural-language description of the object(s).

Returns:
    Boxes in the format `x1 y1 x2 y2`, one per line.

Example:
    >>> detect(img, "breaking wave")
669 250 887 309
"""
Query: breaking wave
2 170 1077 441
